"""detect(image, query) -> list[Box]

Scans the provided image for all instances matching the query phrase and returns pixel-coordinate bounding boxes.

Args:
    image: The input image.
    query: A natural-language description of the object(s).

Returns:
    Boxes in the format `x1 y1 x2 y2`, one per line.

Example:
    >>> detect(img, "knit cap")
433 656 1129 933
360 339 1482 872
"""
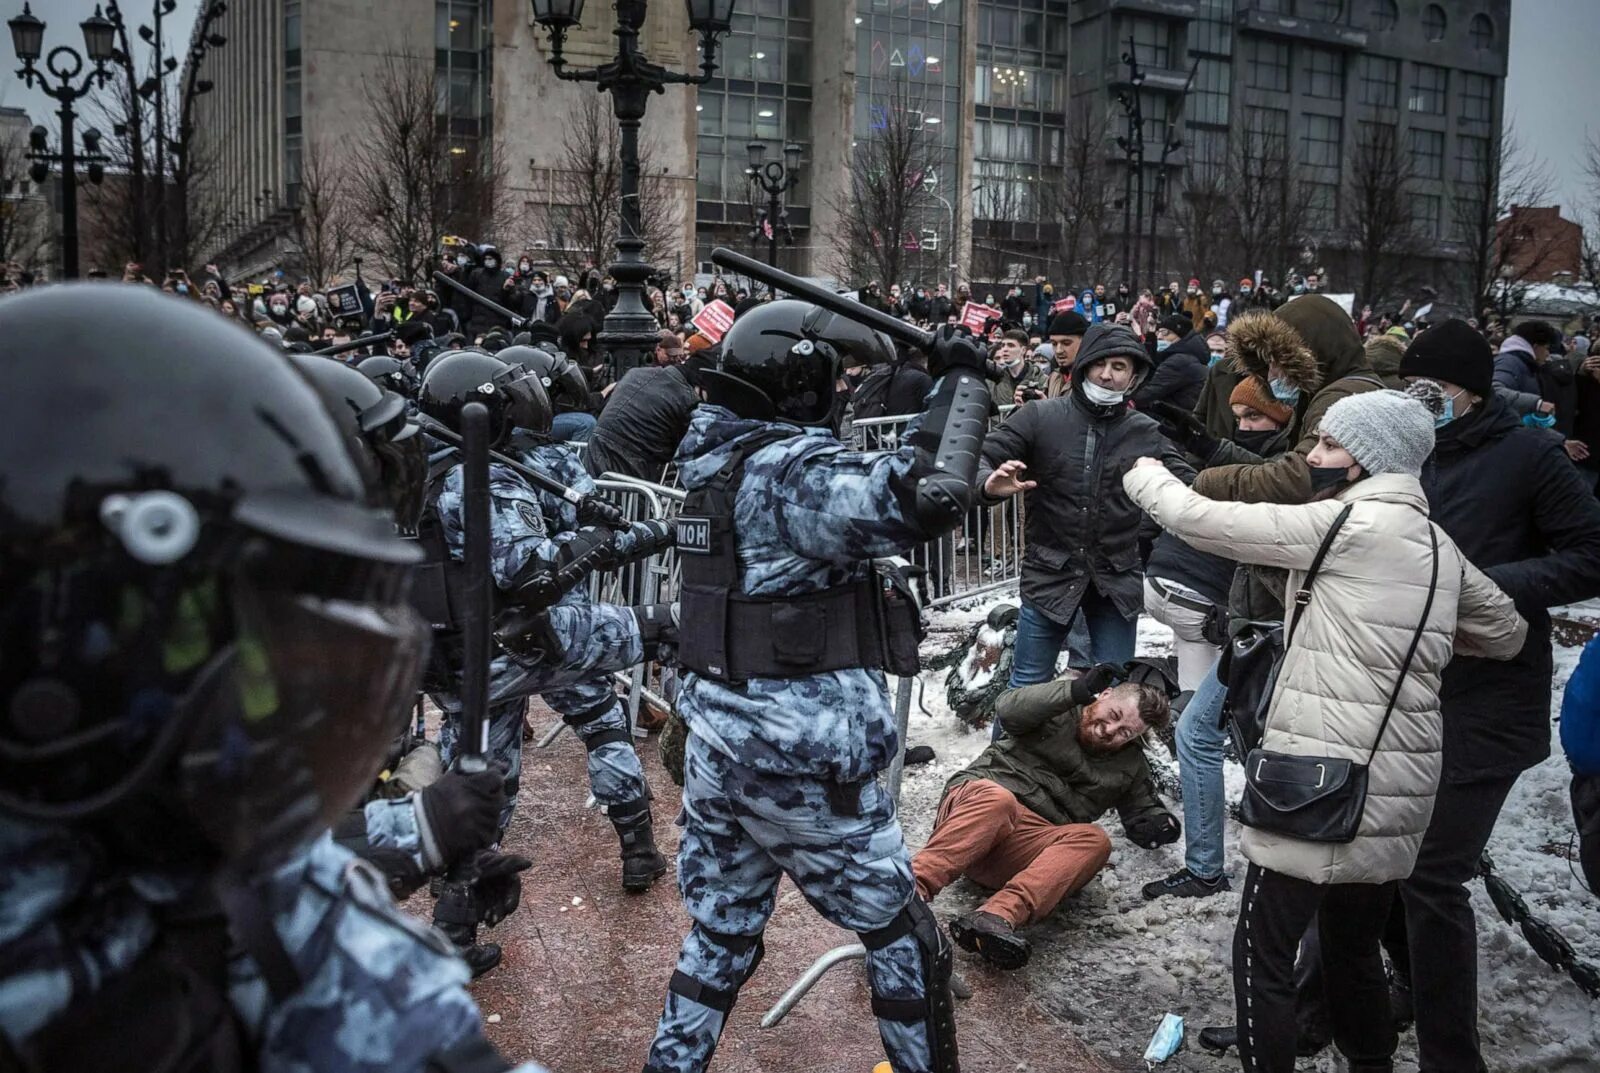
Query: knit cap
1319 389 1436 477
1229 376 1293 426
1399 318 1493 397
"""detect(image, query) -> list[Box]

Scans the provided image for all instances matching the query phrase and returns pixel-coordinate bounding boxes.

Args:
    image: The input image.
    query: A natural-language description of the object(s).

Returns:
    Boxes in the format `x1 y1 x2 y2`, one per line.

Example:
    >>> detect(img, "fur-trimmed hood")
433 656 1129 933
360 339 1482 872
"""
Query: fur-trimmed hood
1227 295 1368 394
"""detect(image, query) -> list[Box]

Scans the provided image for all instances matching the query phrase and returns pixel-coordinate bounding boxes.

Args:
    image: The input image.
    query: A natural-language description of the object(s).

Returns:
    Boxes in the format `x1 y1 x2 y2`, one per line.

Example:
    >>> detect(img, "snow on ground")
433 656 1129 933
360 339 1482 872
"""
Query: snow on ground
895 591 1600 1072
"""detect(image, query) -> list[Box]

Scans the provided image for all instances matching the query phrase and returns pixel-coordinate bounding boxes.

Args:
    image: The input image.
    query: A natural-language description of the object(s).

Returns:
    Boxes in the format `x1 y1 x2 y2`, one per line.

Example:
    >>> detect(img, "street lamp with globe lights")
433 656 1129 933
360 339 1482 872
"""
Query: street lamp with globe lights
745 140 801 271
527 0 734 377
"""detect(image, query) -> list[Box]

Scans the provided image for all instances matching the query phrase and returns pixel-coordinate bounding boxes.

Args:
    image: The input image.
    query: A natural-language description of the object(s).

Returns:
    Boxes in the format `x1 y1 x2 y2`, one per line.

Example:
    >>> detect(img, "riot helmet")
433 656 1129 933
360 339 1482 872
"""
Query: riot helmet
495 343 591 414
357 353 421 399
418 349 552 446
291 354 428 536
702 299 893 426
0 285 427 872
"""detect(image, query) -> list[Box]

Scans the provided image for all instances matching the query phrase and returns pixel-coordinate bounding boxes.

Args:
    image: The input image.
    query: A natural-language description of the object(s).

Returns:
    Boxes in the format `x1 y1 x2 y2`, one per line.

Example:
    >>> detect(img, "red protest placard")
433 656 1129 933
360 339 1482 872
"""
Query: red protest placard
1051 295 1078 314
960 301 996 333
691 299 736 343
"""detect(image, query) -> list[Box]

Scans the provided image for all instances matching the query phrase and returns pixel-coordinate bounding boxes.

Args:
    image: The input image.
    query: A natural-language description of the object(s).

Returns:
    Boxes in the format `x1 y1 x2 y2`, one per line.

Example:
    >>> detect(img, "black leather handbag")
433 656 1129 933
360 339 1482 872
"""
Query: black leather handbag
1240 524 1440 844
1219 505 1352 758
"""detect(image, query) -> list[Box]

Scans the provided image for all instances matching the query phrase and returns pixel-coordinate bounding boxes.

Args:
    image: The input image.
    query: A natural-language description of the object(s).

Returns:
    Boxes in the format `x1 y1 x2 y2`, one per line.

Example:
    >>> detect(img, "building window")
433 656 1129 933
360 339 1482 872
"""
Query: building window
1461 73 1493 122
1300 113 1341 178
1456 134 1490 184
1190 56 1230 126
1409 128 1443 180
1422 3 1446 41
1298 0 1342 19
1306 182 1338 229
1359 54 1398 108
1470 13 1494 50
1409 192 1441 238
1246 38 1289 93
1368 0 1397 30
1408 64 1447 115
1302 48 1344 100
1126 16 1171 69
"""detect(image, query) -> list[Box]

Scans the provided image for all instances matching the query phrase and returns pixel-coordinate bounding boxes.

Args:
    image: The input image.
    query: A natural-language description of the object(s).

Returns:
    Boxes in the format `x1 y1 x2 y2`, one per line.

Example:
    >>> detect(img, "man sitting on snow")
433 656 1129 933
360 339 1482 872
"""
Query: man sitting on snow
911 665 1179 969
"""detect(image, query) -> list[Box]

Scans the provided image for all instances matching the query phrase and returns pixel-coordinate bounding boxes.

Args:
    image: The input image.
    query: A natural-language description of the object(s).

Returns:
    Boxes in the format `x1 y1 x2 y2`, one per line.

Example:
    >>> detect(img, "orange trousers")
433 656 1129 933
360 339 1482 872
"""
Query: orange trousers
912 778 1112 927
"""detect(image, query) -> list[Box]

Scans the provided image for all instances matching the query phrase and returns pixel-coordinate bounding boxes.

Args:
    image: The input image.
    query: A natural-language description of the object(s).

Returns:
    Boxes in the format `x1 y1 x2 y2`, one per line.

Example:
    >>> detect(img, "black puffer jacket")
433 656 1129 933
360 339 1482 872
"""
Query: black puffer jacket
977 323 1196 625
582 364 699 481
1133 331 1208 413
1422 394 1600 782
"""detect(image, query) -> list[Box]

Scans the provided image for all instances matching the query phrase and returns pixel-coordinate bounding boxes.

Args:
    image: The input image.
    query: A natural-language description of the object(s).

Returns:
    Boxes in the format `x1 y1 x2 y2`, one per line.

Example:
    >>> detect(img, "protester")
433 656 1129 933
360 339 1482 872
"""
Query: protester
1126 387 1527 1073
989 328 1046 409
1134 314 1209 413
1561 635 1600 894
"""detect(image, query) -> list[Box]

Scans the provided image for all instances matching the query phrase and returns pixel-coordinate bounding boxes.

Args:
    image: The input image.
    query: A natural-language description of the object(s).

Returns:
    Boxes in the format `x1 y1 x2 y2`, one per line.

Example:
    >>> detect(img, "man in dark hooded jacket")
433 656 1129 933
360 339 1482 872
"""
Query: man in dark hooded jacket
1134 314 1208 414
978 323 1194 689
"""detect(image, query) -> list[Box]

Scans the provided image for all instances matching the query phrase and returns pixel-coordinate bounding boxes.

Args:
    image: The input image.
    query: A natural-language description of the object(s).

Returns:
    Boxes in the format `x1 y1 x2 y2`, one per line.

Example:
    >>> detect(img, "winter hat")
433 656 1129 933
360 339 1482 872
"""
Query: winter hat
1229 376 1293 426
1403 378 1447 419
1398 318 1492 397
1573 335 1591 358
1035 342 1056 362
1160 313 1193 338
1048 310 1089 337
1187 278 1201 288
1319 389 1436 477
1385 325 1410 340
1239 278 1254 289
295 295 318 319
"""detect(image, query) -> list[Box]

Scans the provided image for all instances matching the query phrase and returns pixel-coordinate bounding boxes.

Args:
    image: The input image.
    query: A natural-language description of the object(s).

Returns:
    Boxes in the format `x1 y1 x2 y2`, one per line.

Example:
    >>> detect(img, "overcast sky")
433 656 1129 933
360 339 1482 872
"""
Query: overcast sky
2 0 1596 217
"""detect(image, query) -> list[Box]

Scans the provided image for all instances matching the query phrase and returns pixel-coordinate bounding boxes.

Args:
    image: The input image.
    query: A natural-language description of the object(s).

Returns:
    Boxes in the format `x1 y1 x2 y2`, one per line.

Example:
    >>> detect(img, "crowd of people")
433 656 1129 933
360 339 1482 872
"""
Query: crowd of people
2 238 1600 1073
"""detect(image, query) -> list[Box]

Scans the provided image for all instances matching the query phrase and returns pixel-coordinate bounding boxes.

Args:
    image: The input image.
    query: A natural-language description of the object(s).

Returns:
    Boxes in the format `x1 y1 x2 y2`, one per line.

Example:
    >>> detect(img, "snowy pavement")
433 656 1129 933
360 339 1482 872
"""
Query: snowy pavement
894 593 1600 1072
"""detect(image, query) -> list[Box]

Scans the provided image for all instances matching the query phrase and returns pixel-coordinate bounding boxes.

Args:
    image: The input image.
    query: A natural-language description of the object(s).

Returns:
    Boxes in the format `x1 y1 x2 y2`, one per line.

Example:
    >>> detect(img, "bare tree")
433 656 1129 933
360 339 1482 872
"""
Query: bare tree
1221 108 1314 282
346 50 508 283
547 94 682 282
1450 131 1559 318
1037 98 1119 288
829 79 943 288
0 125 51 271
1342 119 1420 309
1169 166 1233 290
286 138 357 289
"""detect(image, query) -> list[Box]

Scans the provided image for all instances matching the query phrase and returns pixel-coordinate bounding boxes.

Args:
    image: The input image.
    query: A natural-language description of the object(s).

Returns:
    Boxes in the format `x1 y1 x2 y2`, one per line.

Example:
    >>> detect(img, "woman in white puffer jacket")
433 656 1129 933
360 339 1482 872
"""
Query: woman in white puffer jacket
1123 386 1526 1073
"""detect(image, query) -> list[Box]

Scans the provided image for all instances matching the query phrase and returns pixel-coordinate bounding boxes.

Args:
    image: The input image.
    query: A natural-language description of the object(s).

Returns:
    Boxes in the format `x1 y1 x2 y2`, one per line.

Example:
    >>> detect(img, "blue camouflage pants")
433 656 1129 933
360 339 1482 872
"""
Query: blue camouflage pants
644 733 934 1073
438 601 648 829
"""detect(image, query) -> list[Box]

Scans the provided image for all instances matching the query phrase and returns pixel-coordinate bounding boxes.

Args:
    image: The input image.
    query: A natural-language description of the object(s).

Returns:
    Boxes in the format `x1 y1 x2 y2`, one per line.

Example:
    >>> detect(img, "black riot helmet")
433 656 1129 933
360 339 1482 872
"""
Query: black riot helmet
356 353 420 399
0 285 427 872
495 342 591 413
291 354 429 536
702 299 895 425
418 349 552 445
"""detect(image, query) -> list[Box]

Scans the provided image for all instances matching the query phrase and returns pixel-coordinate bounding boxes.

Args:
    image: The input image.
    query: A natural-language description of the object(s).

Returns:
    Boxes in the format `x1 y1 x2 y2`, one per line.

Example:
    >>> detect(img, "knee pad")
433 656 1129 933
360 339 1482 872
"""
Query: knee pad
667 927 766 1016
859 898 959 1073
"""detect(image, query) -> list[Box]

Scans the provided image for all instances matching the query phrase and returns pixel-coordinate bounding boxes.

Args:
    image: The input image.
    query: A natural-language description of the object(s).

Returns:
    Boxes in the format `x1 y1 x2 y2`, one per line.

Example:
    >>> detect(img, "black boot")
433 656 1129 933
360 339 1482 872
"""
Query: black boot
432 878 502 979
1198 1026 1237 1053
613 806 668 893
948 910 1030 970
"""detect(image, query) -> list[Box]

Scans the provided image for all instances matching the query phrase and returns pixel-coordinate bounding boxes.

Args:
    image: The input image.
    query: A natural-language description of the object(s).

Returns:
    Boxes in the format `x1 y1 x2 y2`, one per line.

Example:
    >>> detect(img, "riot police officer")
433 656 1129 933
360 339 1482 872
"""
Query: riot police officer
642 300 990 1073
0 285 550 1073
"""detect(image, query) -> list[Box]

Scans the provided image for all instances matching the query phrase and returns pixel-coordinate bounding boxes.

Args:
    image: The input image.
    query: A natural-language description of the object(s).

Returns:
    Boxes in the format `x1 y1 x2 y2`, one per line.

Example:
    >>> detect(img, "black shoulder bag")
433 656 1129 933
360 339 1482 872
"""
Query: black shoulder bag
1219 504 1352 759
1239 523 1440 844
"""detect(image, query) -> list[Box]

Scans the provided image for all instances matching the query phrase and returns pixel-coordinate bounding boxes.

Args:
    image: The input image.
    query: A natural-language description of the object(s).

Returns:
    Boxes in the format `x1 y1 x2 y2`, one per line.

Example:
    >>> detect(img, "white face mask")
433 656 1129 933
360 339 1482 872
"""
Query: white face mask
1081 379 1126 406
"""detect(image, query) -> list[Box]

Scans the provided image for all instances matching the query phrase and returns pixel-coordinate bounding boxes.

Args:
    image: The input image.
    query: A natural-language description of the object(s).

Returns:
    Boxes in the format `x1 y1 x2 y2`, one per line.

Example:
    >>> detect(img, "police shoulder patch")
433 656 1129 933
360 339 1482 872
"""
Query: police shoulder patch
675 516 711 554
516 501 547 535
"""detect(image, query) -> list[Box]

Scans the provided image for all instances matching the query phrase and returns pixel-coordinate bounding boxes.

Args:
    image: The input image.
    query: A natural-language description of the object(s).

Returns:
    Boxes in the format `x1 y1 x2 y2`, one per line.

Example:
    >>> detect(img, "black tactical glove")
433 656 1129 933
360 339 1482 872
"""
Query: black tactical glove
576 495 628 532
1150 401 1219 462
473 849 533 927
417 765 507 870
1124 811 1181 849
928 323 988 377
494 605 563 662
1068 663 1121 706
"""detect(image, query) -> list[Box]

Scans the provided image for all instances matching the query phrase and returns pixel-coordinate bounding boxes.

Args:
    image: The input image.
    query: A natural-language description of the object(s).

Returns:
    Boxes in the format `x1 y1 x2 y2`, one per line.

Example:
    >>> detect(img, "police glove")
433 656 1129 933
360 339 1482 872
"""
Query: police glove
621 518 675 560
473 849 533 927
494 605 563 663
1068 663 1121 706
928 324 989 377
1150 402 1219 462
1124 812 1181 849
417 765 507 871
576 495 628 531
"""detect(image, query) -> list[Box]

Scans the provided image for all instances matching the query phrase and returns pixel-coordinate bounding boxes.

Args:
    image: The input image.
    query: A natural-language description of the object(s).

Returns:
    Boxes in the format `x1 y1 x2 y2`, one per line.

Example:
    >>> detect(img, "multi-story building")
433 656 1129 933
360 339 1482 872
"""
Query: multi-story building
192 0 1513 305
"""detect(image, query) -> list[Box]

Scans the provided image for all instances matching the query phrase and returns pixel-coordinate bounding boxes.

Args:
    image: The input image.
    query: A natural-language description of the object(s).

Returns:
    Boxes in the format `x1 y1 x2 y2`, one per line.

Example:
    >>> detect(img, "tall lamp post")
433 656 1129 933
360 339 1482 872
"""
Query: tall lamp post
1114 36 1145 292
528 0 734 378
745 140 800 271
8 4 116 279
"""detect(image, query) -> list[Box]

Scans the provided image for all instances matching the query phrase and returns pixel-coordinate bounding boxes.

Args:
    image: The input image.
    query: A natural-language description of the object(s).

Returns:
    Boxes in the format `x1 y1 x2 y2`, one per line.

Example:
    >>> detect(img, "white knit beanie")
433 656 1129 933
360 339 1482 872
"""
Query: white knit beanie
1319 389 1436 477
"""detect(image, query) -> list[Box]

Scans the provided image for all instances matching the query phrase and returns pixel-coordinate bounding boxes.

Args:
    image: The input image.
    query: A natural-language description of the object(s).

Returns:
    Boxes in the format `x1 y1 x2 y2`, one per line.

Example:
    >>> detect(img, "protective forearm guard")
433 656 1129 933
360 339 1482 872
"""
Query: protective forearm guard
899 371 989 537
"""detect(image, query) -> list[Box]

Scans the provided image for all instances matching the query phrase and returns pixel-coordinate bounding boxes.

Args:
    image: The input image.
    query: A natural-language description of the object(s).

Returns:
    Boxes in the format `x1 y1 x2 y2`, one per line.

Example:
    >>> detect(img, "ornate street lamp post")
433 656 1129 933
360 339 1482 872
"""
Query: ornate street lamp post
528 0 733 377
745 139 800 271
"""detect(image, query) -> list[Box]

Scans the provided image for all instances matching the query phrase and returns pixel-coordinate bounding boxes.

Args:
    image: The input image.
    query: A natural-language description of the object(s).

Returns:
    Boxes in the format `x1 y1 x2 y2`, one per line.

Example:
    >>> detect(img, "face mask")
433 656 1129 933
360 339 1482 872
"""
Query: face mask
1523 410 1557 429
1081 379 1126 406
1240 289 1252 298
484 258 499 269
1269 377 1301 404
270 303 287 315
1209 351 1224 366
1155 339 1172 353
1433 390 1461 429
1187 289 1198 297
1293 283 1306 295
1308 465 1350 492
456 255 470 267
175 283 188 295
1233 427 1277 454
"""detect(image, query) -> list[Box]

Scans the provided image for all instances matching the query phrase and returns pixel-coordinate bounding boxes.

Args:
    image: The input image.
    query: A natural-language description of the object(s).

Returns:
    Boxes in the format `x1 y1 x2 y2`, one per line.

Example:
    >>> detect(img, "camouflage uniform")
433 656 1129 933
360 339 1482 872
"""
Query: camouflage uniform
0 817 549 1073
644 406 940 1073
432 442 653 828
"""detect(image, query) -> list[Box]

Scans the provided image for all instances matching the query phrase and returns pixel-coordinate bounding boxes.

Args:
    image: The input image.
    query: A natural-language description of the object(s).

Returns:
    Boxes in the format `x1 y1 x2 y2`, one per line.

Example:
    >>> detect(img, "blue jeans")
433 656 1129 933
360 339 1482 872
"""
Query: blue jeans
999 589 1137 740
1176 656 1229 879
551 410 597 443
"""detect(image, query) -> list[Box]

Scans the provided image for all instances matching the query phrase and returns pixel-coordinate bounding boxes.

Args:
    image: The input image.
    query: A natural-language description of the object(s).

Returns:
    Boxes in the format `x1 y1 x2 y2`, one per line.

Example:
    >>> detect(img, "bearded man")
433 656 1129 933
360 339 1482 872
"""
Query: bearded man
911 667 1177 968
